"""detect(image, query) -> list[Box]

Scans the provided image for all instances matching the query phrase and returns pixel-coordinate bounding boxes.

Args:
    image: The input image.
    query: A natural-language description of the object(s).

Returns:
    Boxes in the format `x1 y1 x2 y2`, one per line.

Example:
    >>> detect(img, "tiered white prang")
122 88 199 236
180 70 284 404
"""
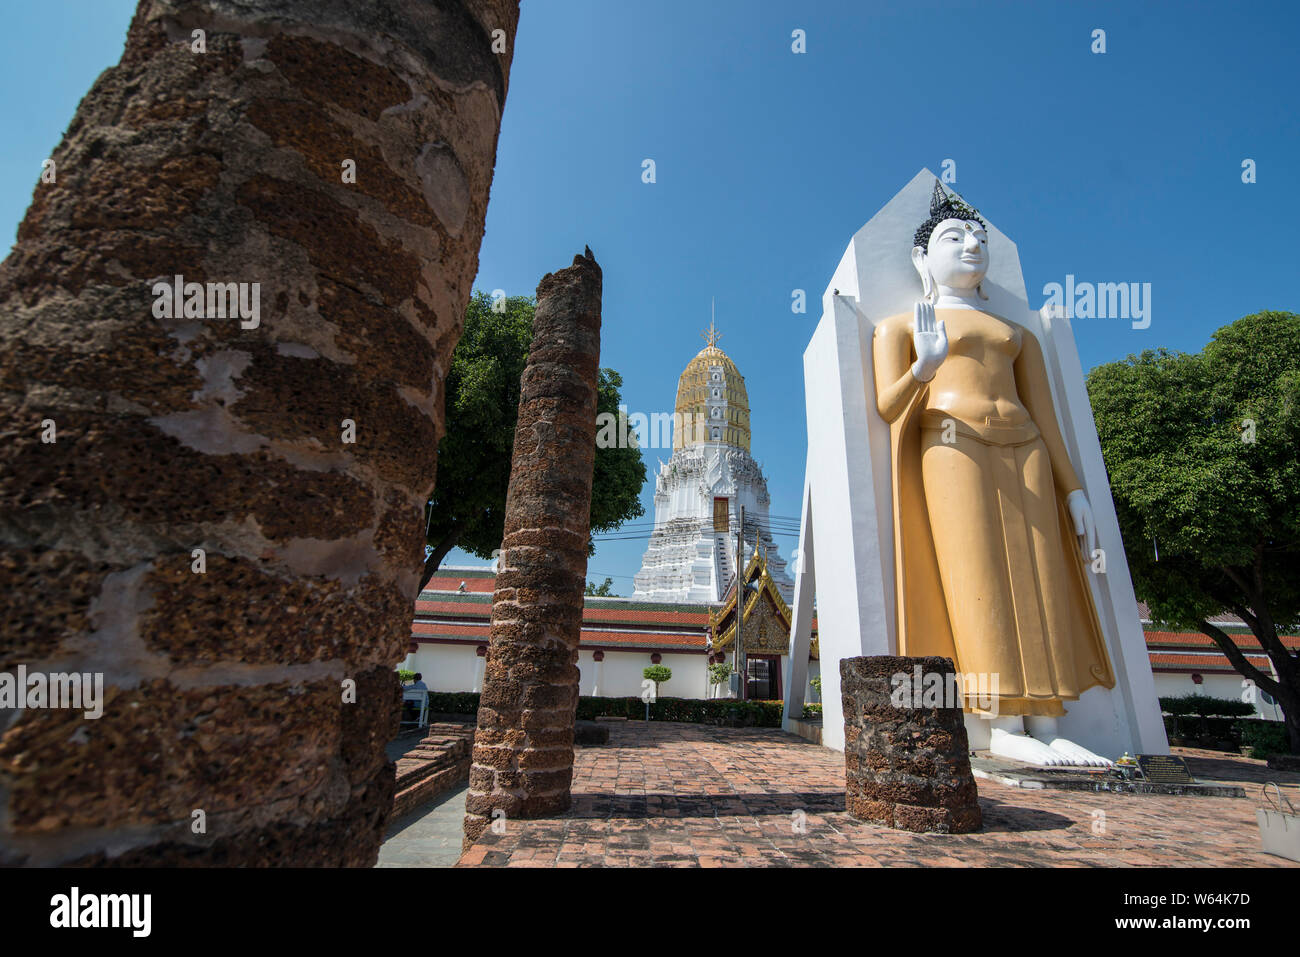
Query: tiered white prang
632 325 793 603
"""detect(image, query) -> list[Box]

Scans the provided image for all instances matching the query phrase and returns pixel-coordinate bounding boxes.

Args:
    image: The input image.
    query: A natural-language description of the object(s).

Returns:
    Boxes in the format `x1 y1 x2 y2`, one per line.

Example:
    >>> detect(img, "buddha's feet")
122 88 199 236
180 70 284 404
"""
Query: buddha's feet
1042 737 1112 767
989 728 1071 766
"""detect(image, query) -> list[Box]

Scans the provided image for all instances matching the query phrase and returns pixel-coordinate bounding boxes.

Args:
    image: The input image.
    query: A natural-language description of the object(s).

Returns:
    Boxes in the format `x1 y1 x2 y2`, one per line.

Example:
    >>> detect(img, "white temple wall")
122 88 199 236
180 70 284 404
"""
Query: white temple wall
408 643 484 694
1150 673 1285 722
412 640 1278 724
411 642 809 703
594 651 709 699
412 643 714 700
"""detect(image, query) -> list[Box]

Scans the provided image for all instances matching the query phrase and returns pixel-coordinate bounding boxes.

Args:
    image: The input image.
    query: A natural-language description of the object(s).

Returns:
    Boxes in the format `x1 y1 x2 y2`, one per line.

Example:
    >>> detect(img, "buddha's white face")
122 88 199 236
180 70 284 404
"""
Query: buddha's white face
920 217 988 291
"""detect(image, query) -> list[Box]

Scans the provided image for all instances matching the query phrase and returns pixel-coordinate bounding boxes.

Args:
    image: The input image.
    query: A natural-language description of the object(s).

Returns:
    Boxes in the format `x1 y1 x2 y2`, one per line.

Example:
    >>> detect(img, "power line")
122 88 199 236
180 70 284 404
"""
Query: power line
594 519 804 533
592 521 802 535
592 530 802 543
594 515 805 530
591 511 806 526
590 521 805 534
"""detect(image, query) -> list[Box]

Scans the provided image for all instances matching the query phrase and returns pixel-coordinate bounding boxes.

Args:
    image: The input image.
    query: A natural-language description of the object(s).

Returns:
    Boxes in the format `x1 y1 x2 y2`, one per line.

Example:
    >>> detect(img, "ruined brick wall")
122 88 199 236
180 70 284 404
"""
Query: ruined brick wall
392 722 475 820
464 251 602 848
0 0 519 865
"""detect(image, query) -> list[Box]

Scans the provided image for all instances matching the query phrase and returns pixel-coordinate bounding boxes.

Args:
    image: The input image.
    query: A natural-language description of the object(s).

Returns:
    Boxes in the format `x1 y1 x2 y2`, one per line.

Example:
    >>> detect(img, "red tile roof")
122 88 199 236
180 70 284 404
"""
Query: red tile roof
413 621 489 638
1146 630 1300 651
414 592 710 628
578 630 708 650
411 584 1295 669
416 598 490 616
426 575 495 594
1149 652 1270 672
411 625 708 651
581 606 710 626
1136 601 1247 626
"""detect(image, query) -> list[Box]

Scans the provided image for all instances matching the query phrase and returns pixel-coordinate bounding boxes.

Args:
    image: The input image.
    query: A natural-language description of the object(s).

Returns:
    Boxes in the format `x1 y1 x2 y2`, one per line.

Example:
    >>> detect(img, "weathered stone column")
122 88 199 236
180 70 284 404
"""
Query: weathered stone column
840 656 983 834
0 0 519 865
464 250 602 848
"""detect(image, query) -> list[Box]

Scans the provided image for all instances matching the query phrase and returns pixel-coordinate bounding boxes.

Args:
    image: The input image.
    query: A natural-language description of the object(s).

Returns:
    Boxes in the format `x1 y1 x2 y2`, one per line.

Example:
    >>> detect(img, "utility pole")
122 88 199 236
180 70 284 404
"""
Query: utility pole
734 504 746 700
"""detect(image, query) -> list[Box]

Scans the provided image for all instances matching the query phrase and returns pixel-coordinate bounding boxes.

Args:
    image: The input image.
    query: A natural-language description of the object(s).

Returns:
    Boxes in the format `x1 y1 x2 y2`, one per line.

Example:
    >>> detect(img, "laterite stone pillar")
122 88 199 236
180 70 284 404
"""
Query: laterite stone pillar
0 0 520 865
464 250 602 848
840 655 983 834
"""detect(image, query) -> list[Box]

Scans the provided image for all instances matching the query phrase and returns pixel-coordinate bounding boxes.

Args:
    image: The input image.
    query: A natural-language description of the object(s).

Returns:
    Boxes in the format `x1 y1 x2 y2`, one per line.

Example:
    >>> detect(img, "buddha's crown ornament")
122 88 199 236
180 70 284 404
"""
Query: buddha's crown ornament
913 180 986 249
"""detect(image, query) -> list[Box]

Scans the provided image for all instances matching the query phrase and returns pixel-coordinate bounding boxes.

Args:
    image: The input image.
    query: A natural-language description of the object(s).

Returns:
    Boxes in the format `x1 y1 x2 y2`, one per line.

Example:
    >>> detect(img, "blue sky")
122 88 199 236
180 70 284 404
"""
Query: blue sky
3 1 1296 592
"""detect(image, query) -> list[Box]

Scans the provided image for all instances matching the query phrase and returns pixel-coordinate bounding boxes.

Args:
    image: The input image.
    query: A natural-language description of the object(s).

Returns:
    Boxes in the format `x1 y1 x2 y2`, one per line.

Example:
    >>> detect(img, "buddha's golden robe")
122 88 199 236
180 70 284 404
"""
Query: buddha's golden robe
873 307 1115 716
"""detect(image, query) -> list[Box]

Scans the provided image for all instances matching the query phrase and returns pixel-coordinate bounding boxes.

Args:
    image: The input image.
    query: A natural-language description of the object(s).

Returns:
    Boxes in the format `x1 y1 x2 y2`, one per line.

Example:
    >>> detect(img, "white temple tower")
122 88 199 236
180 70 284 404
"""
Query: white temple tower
633 324 794 603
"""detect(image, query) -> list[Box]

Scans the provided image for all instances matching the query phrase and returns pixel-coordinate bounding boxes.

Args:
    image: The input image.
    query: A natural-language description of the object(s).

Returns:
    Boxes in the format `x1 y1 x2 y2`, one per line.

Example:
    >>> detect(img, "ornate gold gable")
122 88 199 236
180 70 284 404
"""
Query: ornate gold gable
710 548 815 656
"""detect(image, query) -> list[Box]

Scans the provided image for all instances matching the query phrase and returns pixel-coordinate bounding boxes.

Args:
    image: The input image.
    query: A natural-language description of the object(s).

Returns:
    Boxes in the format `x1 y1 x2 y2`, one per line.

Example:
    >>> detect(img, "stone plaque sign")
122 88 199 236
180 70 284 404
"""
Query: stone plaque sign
1136 754 1194 784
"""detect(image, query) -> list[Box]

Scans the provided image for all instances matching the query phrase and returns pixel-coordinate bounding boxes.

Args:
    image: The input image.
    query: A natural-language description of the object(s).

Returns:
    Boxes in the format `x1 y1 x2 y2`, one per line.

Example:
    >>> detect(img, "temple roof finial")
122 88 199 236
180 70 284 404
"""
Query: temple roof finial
702 298 722 349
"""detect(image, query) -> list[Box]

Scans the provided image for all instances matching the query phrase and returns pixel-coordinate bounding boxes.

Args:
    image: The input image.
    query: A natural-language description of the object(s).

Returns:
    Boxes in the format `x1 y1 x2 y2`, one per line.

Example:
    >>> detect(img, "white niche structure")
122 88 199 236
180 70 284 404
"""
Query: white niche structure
782 170 1168 759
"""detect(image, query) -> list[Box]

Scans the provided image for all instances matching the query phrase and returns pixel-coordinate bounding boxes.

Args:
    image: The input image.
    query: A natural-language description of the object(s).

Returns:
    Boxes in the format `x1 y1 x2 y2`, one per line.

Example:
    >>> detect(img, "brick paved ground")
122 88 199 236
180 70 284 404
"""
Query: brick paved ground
456 721 1300 867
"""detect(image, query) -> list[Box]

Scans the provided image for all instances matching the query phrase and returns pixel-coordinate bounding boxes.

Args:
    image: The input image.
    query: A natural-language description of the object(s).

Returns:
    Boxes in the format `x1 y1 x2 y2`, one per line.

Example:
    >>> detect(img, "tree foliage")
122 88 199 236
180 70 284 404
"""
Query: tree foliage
643 665 672 696
422 291 646 587
585 577 617 597
1086 310 1300 750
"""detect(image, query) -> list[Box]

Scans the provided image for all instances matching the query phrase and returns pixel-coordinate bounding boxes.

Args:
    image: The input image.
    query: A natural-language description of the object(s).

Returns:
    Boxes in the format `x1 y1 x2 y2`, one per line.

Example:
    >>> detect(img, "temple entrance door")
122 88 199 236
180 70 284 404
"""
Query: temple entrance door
746 654 781 701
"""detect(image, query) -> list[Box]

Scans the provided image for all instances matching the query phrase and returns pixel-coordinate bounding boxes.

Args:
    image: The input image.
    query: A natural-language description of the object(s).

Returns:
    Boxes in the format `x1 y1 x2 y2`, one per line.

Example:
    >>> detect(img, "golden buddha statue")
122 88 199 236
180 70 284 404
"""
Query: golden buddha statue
872 184 1115 766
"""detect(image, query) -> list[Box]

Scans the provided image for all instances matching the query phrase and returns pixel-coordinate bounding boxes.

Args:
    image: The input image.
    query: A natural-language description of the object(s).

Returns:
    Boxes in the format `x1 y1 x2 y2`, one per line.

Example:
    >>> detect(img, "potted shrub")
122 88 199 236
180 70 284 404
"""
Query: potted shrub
643 665 672 699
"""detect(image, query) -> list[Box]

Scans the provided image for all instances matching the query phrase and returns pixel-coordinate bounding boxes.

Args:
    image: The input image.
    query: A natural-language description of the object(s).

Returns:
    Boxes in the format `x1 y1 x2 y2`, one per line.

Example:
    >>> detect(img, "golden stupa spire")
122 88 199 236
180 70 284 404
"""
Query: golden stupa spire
676 296 751 453
702 297 722 349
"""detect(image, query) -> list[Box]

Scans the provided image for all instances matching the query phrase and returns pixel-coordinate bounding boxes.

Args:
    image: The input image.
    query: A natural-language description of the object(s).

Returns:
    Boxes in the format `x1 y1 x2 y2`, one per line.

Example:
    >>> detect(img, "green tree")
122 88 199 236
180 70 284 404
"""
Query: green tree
1086 311 1300 752
422 291 646 589
585 577 617 597
643 665 672 698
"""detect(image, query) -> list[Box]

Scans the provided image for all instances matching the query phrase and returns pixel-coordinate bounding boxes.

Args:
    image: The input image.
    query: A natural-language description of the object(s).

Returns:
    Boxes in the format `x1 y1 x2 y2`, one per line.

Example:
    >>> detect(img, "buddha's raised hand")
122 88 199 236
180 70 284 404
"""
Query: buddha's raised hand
1066 489 1098 561
910 300 947 382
